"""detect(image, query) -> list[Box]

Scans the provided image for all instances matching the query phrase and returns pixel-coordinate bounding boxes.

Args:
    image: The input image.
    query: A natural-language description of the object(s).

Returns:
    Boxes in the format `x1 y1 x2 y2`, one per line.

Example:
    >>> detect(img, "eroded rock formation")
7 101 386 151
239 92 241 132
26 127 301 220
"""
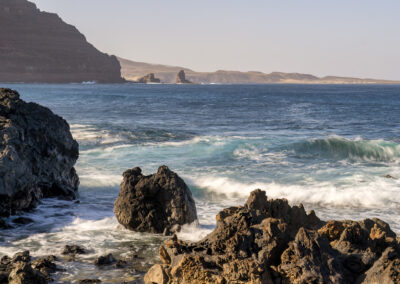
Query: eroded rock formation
114 166 197 235
0 88 79 217
145 189 400 284
136 73 161 83
175 70 193 84
0 0 124 83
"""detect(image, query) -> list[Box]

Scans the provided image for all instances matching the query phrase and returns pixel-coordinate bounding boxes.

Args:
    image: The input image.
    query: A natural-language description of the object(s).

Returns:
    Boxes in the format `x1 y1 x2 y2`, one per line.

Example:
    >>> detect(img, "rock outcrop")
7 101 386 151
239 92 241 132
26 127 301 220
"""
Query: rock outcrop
175 70 193 84
114 166 197 235
136 73 161 83
0 88 79 217
0 0 124 83
0 251 58 283
145 189 400 284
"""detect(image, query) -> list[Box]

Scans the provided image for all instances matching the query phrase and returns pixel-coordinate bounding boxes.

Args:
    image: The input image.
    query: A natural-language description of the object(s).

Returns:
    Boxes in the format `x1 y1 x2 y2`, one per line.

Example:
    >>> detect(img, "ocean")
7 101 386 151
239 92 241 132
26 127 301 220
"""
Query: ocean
1 83 399 282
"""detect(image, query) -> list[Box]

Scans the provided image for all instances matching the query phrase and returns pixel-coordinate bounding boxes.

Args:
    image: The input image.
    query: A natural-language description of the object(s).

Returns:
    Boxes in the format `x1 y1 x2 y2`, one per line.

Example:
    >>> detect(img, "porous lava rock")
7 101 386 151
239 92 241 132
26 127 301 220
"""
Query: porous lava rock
145 189 400 284
0 88 79 217
114 166 197 235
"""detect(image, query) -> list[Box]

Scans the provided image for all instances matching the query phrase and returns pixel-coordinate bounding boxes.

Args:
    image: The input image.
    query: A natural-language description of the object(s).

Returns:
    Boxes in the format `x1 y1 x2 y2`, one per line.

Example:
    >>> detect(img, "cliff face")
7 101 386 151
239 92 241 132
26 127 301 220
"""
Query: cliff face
0 0 124 83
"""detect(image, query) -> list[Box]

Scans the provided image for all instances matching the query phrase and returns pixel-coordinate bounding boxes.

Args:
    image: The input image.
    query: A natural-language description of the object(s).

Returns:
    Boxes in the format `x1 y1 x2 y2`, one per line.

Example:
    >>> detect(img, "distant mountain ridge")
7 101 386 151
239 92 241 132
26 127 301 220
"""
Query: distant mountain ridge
0 0 124 83
119 57 400 84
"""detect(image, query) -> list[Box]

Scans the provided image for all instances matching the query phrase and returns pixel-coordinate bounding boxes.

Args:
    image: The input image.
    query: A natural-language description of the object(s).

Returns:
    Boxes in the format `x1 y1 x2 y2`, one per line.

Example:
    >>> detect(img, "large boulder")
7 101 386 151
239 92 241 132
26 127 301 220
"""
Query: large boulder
145 189 400 284
114 166 197 235
0 88 79 217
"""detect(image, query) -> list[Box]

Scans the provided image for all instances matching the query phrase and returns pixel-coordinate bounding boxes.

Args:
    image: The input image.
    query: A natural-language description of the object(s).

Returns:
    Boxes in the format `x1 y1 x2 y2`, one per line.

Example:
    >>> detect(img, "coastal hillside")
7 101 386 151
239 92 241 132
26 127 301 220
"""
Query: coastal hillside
0 0 124 83
119 57 400 84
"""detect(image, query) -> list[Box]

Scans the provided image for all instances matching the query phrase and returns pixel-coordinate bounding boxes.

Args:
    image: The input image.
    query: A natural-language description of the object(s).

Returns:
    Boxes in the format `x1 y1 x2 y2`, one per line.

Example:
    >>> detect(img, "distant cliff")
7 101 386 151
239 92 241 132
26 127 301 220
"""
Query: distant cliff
0 0 124 83
119 57 400 84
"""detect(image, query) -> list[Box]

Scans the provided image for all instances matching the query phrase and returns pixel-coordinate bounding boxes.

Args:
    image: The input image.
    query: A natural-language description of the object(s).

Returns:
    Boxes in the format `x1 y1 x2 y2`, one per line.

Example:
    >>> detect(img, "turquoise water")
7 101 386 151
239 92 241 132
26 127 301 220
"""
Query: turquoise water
0 83 399 282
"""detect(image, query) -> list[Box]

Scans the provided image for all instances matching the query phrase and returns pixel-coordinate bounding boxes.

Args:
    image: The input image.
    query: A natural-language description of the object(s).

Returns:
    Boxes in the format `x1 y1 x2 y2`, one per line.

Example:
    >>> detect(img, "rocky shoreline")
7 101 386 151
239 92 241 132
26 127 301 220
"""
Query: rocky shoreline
145 189 400 283
0 87 399 283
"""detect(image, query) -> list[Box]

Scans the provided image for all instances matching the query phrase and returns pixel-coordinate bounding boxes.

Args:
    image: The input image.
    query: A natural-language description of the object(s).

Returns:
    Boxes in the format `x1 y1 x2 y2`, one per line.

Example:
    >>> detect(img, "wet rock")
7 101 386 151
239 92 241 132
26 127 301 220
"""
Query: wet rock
61 245 87 256
12 217 34 225
8 261 47 284
31 256 57 279
145 189 400 284
0 88 79 217
94 254 116 266
11 251 31 264
78 279 102 284
136 73 161 83
175 70 193 84
114 166 198 235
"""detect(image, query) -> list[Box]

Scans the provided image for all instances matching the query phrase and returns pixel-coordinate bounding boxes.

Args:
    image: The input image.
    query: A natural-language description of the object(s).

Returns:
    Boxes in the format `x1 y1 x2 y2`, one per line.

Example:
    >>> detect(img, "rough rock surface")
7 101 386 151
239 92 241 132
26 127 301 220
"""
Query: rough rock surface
0 251 58 283
145 189 400 284
0 0 124 83
0 88 79 217
114 166 197 235
175 70 193 84
136 73 161 83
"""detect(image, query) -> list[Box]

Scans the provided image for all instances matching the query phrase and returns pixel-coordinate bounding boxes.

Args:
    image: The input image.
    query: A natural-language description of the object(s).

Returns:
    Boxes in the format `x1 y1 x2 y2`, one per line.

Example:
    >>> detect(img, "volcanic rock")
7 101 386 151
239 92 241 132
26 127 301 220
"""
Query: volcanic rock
114 166 197 235
145 189 400 284
61 245 86 256
0 0 124 83
136 73 161 83
0 88 79 217
175 70 193 84
94 254 116 266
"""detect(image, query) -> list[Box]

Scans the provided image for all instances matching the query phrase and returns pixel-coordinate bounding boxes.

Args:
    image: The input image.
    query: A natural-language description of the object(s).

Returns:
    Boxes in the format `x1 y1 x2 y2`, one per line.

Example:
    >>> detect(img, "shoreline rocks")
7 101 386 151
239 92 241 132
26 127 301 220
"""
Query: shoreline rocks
0 88 79 218
114 166 198 235
145 189 400 284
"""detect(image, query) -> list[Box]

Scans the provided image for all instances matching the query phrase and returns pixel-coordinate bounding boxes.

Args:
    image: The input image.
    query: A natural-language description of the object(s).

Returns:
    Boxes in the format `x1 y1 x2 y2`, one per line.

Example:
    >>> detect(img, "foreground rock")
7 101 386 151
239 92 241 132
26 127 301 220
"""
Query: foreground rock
0 89 79 217
145 189 400 284
175 70 193 84
136 73 161 83
114 166 197 235
0 251 58 283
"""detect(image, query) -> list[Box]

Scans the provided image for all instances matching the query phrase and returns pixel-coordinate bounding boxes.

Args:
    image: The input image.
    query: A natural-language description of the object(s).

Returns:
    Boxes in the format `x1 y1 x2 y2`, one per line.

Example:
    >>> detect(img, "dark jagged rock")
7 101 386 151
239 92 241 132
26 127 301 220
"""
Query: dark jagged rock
0 89 79 217
78 280 102 284
0 0 124 83
145 189 400 284
136 73 161 83
12 217 34 225
0 251 58 284
61 245 86 256
114 166 198 235
175 70 193 84
94 254 116 266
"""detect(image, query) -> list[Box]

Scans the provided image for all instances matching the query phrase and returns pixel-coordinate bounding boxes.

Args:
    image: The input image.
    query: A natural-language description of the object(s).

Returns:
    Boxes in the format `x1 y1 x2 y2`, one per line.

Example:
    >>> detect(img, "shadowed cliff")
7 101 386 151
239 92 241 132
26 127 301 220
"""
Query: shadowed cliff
0 0 124 83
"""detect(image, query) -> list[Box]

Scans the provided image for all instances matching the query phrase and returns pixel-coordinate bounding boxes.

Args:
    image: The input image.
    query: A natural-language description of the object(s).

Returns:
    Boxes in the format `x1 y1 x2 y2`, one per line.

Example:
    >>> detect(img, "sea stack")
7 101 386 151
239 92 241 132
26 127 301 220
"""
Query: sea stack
0 88 79 217
114 166 197 235
145 189 400 284
0 0 124 83
176 70 193 84
136 73 161 83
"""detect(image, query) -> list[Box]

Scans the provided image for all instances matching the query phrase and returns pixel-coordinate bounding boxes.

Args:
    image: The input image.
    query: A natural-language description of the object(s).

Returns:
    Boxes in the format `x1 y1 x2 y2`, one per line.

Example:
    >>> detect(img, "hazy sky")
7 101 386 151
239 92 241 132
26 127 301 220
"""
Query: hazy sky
31 0 400 80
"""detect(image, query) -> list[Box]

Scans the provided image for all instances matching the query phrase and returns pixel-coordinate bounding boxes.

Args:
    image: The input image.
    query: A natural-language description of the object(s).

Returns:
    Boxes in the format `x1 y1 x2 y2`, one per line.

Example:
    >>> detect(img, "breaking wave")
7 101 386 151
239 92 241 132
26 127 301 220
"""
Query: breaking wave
289 137 400 162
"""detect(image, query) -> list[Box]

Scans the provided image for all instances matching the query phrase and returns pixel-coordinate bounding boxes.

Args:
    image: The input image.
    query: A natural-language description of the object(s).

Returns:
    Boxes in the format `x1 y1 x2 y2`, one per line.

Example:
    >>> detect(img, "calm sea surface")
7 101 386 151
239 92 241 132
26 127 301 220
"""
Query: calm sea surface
1 84 399 282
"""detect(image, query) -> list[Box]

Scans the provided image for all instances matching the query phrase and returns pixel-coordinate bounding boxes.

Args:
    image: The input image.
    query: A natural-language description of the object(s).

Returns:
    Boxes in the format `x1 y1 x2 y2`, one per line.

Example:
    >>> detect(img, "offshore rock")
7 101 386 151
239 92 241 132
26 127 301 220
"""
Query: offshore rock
145 189 400 284
0 0 124 83
175 70 193 84
0 88 79 217
114 166 197 235
136 73 161 83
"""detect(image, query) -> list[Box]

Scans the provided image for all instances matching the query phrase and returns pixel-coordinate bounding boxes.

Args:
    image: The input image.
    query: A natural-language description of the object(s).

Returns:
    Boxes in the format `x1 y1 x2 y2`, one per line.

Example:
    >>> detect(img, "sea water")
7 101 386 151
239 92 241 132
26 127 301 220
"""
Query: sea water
0 83 399 282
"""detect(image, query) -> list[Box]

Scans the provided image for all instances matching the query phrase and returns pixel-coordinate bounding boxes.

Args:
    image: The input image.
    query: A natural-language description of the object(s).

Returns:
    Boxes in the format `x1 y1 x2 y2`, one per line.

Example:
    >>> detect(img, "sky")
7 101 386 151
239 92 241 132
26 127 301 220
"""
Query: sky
31 0 400 80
